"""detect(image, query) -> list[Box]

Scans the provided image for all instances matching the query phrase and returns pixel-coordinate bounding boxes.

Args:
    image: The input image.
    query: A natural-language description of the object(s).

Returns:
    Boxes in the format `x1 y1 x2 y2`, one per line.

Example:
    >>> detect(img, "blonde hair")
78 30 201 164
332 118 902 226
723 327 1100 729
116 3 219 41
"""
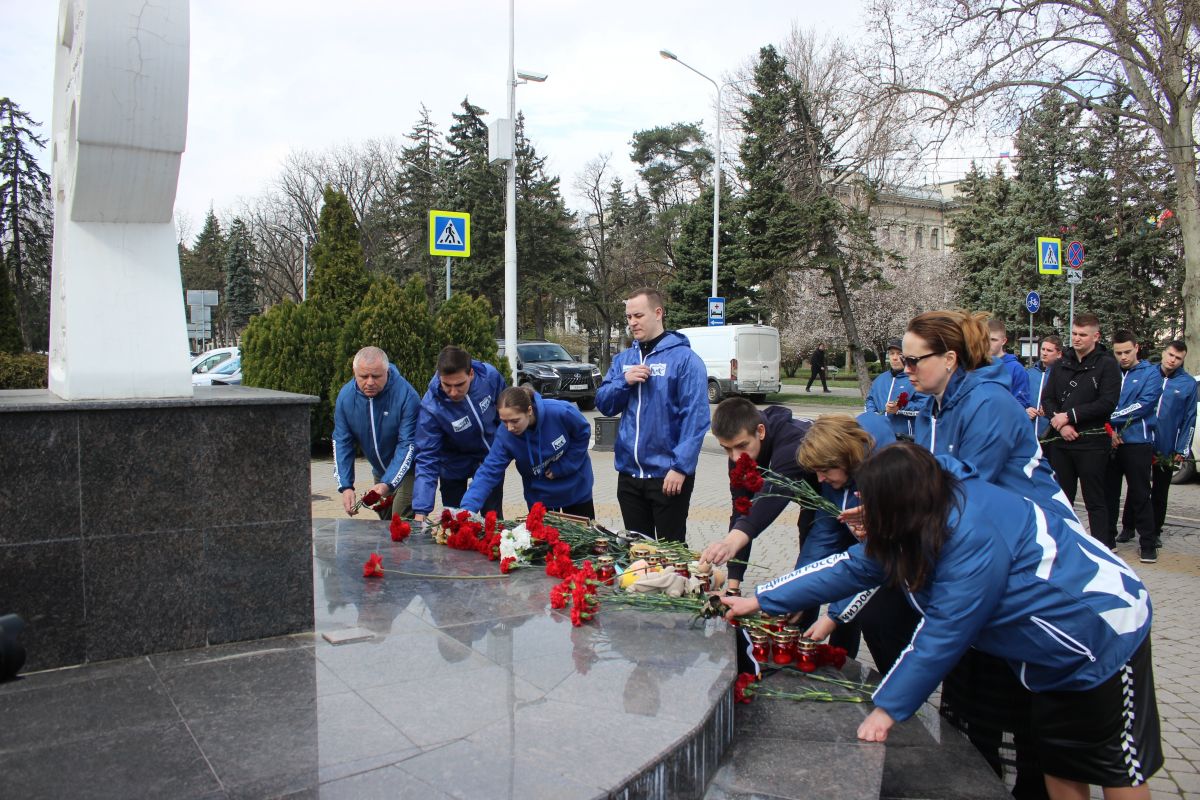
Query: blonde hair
907 310 992 371
797 415 874 473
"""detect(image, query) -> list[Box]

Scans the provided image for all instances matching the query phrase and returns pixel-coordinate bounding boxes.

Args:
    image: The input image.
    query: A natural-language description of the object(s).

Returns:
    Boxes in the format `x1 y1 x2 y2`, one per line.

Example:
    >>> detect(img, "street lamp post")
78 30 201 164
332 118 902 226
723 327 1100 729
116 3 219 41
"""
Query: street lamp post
660 49 721 301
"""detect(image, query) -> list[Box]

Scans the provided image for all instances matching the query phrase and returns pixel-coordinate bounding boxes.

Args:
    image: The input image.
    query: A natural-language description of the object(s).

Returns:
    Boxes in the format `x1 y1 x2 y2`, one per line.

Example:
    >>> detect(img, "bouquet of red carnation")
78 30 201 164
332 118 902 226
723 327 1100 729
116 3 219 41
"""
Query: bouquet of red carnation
896 391 909 409
549 560 600 626
353 488 394 514
730 453 764 493
389 516 411 542
733 496 752 516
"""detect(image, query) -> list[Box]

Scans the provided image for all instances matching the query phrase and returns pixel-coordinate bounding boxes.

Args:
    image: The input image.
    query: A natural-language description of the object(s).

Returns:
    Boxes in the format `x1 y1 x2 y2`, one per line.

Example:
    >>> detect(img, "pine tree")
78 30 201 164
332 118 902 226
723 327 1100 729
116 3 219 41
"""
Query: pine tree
445 99 505 313
0 251 22 353
224 217 258 334
0 97 53 351
181 209 228 341
666 184 751 327
308 187 370 322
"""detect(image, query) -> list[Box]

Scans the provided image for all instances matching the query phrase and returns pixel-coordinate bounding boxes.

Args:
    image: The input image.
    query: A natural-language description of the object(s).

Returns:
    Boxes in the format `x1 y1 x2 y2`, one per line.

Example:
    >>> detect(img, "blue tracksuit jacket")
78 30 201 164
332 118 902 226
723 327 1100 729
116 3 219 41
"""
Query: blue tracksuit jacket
864 369 924 438
1026 362 1053 438
1110 359 1162 445
332 364 420 492
460 394 593 511
1153 368 1198 456
411 360 506 515
757 457 1152 722
914 363 1076 522
998 352 1031 409
596 331 710 478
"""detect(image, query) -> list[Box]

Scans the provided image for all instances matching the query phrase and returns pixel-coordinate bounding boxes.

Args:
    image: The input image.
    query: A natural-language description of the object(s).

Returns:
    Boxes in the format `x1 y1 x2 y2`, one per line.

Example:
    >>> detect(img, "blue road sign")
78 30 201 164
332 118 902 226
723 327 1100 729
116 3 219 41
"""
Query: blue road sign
429 210 471 257
1026 291 1041 314
708 297 725 327
1037 237 1062 274
1066 240 1085 269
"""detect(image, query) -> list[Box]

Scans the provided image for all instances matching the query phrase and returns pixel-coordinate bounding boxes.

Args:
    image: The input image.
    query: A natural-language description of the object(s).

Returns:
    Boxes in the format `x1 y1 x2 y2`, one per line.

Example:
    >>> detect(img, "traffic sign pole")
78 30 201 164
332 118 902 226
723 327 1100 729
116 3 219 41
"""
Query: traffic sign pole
1025 291 1040 366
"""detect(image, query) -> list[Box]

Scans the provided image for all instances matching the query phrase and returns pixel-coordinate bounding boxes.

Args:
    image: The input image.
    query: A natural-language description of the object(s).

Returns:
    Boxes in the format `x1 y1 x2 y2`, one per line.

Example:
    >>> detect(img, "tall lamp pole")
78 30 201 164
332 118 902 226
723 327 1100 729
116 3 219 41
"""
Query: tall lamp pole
660 49 721 300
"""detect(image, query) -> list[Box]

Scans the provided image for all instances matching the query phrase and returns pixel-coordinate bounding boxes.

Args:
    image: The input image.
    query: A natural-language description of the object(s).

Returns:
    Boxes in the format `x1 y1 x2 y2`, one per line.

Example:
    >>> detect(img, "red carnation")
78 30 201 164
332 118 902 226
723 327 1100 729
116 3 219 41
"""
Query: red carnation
500 556 516 574
1105 422 1116 436
816 644 848 670
361 489 381 506
734 673 757 704
734 496 752 516
362 553 385 578
896 391 909 409
390 517 411 542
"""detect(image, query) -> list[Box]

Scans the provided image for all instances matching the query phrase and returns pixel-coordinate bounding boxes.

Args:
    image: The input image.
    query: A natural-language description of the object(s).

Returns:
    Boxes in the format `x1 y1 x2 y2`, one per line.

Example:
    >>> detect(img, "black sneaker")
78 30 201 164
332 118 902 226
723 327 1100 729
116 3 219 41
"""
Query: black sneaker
1155 535 1163 549
1116 529 1135 544
1139 548 1158 564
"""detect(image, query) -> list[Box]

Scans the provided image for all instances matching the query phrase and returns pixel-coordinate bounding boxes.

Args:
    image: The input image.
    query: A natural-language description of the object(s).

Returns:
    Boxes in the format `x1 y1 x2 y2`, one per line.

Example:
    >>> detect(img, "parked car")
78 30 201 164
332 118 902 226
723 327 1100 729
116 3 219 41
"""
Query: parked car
497 340 602 410
191 346 238 376
194 357 241 386
676 324 782 404
1171 374 1200 484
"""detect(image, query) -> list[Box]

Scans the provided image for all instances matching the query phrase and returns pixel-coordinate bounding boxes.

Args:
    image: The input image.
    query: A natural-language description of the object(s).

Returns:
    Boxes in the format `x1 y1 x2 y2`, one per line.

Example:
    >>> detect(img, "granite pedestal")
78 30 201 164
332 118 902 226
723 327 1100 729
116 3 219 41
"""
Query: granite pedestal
0 386 317 671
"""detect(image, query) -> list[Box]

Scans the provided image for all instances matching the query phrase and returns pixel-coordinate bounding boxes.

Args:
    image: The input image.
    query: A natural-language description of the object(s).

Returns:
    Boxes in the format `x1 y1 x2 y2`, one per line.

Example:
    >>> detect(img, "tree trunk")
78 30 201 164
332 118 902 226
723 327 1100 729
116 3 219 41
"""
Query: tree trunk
826 266 871 397
1168 147 1200 373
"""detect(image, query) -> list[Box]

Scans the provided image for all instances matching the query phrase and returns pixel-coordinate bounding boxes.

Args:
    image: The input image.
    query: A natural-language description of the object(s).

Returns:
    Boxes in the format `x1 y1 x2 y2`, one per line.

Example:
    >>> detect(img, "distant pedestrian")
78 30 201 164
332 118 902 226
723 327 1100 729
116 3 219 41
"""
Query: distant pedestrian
596 287 710 542
1106 331 1163 563
333 346 420 519
805 343 831 393
863 338 924 438
412 346 507 525
986 319 1031 409
1041 313 1121 548
1025 335 1062 439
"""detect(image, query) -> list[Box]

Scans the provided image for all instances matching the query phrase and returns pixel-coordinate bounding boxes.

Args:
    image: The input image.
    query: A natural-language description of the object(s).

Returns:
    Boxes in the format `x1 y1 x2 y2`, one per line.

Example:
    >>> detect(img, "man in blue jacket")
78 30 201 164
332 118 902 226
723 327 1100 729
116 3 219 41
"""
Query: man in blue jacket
596 287 710 542
1025 335 1062 438
987 319 1031 409
1121 340 1196 551
1107 331 1163 563
412 346 506 524
863 339 923 438
333 346 420 519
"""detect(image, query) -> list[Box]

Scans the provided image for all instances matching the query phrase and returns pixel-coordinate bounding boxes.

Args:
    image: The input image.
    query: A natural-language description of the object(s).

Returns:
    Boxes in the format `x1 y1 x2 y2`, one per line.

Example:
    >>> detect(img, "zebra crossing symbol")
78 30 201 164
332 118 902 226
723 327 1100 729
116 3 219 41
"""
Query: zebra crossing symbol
437 221 462 246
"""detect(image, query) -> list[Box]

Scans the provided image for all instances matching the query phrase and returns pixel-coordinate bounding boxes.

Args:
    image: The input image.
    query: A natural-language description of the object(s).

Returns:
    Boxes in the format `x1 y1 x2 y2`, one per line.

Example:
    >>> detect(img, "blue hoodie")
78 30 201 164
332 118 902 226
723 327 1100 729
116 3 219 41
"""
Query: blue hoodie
1153 367 1198 456
1025 361 1053 438
864 369 925 438
998 352 1031 408
914 362 1076 522
596 331 710 478
412 360 507 515
757 457 1152 723
460 393 594 511
1110 359 1162 446
332 364 420 492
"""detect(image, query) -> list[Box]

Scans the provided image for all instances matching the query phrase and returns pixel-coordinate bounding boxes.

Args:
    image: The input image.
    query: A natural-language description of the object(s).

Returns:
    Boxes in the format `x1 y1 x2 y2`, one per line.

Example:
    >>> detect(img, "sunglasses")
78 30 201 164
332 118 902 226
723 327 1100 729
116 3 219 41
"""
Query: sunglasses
900 352 942 369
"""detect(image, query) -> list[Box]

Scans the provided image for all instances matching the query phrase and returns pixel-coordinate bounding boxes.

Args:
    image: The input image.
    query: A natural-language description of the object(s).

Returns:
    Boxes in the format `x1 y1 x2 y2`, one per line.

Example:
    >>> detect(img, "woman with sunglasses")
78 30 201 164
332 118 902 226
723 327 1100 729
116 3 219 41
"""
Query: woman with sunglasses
723 444 1159 800
460 386 594 518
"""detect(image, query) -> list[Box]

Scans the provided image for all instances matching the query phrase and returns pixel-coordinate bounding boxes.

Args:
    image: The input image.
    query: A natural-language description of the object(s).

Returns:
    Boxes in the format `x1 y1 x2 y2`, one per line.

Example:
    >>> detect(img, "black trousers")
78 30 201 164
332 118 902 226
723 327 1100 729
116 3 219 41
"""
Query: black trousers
549 499 596 519
616 473 695 542
805 367 828 392
1047 444 1110 546
441 476 504 516
1105 443 1154 548
1123 464 1173 537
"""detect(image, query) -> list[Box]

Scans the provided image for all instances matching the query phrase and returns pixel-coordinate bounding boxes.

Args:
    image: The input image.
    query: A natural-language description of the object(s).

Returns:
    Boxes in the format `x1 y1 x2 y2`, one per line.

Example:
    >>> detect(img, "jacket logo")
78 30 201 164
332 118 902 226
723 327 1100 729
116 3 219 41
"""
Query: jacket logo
479 396 492 411
452 416 471 432
552 434 566 450
650 363 667 377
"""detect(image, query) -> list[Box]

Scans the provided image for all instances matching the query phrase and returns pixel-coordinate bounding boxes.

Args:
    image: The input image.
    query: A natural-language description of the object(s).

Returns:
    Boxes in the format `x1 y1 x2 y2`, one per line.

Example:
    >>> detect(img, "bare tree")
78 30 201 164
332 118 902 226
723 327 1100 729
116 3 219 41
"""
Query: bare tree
868 0 1200 365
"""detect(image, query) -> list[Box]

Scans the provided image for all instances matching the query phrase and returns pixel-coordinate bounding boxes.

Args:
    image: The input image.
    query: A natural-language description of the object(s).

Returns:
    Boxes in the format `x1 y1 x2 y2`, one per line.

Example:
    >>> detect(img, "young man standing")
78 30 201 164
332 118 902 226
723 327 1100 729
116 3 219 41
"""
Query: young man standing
1106 331 1164 562
412 346 507 524
1041 314 1121 548
987 319 1031 409
805 343 831 393
1025 335 1062 438
596 288 710 542
864 339 924 438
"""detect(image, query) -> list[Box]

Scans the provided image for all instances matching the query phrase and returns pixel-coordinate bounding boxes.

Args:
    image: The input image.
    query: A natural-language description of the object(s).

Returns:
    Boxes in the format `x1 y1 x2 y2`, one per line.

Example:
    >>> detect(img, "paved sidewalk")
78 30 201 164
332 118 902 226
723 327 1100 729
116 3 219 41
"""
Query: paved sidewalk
312 406 1200 799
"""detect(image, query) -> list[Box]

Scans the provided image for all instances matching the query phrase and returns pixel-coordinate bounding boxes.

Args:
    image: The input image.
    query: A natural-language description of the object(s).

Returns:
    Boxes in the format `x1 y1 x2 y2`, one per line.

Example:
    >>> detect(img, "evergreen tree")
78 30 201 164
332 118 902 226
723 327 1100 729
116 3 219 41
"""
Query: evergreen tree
0 250 22 353
445 99 505 313
331 275 440 394
181 209 227 341
308 186 370 322
435 292 501 373
0 97 53 351
666 184 752 326
223 217 258 334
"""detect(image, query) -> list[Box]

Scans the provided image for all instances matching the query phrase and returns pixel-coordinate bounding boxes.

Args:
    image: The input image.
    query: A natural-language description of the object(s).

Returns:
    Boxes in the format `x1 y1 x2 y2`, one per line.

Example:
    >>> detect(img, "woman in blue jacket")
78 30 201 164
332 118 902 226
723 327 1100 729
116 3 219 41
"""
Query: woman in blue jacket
724 444 1160 799
460 387 595 517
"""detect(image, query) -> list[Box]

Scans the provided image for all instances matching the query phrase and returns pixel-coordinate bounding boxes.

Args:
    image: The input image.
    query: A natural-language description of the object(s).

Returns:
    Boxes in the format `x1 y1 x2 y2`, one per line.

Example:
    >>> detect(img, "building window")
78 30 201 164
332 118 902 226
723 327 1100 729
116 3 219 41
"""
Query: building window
931 228 939 250
916 228 924 248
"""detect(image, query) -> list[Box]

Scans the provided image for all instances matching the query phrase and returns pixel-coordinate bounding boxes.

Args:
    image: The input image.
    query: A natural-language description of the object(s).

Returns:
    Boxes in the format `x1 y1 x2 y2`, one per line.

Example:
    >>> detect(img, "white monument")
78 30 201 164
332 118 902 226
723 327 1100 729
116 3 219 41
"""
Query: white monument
48 0 193 399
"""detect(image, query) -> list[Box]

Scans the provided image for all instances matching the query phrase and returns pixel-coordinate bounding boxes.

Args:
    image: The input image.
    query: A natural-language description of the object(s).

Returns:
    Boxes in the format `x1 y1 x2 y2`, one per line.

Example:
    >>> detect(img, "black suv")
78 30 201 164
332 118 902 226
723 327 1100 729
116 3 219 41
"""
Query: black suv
497 340 602 410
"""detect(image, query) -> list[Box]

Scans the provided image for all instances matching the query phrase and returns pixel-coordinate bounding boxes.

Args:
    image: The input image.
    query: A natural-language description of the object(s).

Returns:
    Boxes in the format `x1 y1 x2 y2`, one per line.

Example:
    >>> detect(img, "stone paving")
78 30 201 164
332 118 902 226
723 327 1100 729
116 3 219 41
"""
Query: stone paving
312 400 1200 799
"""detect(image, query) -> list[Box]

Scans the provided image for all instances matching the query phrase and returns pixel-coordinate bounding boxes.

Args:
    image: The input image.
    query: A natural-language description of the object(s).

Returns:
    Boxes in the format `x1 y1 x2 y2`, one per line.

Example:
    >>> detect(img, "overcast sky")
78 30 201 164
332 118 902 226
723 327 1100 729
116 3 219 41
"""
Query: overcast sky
4 1 893 232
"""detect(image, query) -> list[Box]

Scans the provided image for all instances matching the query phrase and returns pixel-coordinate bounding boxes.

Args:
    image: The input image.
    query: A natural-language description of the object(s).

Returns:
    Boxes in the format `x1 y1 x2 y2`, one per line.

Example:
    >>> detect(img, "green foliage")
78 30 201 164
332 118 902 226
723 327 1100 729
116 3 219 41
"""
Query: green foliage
0 253 21 353
241 300 340 443
666 185 754 326
181 209 226 294
308 187 370 321
331 276 439 398
0 351 46 388
1 97 53 351
437 292 501 373
223 217 258 333
445 99 506 313
629 122 713 208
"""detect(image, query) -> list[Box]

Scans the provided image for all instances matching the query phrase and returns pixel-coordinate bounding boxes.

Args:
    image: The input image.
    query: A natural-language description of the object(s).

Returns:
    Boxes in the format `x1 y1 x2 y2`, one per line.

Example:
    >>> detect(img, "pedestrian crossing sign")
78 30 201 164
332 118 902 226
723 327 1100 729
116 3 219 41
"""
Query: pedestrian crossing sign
1037 237 1062 274
429 210 471 257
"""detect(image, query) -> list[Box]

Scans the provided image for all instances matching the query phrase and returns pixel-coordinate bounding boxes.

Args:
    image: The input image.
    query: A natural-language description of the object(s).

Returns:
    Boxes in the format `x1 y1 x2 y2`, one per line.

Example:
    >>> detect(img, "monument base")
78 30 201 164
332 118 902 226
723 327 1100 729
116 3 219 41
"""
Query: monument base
0 386 317 671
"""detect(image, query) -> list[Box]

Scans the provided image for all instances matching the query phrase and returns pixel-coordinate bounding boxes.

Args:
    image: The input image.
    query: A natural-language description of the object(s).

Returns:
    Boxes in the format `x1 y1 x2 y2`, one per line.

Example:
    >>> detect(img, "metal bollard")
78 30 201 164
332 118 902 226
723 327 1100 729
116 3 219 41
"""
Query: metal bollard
593 416 619 451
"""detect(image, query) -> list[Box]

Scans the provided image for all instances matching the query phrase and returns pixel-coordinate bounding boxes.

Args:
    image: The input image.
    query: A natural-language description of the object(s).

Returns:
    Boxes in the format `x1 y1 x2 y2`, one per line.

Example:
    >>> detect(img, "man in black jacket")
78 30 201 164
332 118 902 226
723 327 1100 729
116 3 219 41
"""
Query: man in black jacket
701 398 816 595
806 343 831 393
1040 313 1122 548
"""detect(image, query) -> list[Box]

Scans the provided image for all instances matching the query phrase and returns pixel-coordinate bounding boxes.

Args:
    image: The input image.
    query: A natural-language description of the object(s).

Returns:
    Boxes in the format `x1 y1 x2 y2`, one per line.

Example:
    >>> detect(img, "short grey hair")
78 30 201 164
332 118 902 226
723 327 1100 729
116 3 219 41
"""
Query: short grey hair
353 346 389 370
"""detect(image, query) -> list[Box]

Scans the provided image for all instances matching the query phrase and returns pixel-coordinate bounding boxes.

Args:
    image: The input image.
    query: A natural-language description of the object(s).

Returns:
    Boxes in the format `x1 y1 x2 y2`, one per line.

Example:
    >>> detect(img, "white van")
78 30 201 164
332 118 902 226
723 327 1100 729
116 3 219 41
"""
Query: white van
677 324 782 404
